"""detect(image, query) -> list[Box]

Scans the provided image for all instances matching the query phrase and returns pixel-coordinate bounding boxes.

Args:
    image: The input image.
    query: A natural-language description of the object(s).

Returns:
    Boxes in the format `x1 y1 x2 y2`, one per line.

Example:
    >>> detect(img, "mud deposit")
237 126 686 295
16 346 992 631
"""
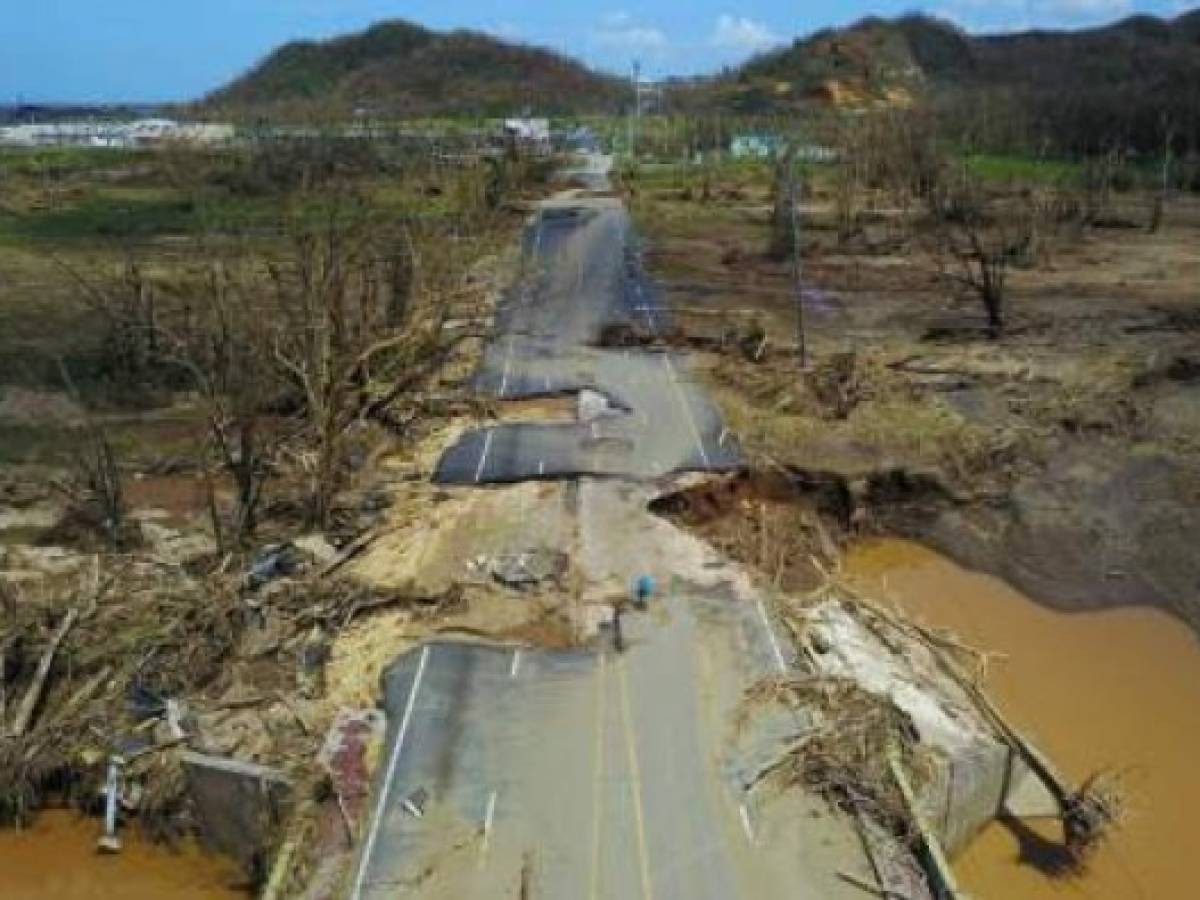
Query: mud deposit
846 539 1200 900
0 811 246 899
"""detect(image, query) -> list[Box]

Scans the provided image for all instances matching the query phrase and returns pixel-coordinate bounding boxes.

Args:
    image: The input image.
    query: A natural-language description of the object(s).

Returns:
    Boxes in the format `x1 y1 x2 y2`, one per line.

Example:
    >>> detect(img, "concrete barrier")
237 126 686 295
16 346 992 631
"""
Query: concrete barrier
182 751 291 876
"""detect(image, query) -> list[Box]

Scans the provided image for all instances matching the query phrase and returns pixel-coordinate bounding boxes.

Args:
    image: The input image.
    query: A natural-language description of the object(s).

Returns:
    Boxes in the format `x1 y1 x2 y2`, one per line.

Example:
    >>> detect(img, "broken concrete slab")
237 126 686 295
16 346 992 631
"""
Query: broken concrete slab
577 388 622 422
181 751 291 876
804 600 1060 856
489 548 570 590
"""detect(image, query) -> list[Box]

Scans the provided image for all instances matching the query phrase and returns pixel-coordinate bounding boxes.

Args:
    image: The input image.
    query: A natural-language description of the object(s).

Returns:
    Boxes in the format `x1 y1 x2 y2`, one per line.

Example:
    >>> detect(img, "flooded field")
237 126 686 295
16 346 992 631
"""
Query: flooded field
0 810 246 899
846 538 1200 900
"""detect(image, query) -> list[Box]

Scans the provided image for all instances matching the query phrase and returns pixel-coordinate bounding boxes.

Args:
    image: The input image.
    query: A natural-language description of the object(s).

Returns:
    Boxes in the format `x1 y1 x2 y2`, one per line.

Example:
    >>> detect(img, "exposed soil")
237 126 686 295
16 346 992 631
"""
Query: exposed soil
635 178 1200 633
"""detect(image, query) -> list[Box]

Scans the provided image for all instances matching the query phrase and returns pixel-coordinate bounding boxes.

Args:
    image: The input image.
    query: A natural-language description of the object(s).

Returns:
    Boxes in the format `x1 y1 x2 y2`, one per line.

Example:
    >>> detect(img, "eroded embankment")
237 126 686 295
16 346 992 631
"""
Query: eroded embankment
847 539 1200 900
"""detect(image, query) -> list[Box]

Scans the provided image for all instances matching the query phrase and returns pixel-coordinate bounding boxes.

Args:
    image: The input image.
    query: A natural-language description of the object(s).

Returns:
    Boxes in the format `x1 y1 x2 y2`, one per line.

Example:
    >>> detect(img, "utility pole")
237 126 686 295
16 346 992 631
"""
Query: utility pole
788 153 808 371
628 60 641 160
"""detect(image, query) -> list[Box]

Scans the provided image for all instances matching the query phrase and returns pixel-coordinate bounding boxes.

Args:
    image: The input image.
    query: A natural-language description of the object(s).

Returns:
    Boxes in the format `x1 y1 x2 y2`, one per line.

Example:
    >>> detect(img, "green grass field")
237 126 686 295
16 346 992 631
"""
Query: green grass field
965 153 1083 185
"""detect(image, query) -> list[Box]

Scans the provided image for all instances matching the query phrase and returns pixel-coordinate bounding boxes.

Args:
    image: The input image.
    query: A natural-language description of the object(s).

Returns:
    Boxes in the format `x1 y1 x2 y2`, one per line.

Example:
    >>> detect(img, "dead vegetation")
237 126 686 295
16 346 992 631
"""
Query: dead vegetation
747 674 931 844
633 115 1200 630
735 560 1124 877
0 136 555 884
0 550 455 836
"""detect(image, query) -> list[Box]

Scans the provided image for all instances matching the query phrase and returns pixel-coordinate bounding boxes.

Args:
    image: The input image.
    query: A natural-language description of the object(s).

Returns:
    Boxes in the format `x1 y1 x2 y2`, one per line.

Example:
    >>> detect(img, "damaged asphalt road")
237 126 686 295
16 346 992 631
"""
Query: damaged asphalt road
350 156 884 899
434 175 740 484
350 566 868 900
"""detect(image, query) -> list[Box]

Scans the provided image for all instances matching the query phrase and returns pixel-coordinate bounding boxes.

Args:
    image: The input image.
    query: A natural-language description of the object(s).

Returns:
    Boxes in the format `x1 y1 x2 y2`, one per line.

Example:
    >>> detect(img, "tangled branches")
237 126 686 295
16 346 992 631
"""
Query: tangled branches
746 675 932 845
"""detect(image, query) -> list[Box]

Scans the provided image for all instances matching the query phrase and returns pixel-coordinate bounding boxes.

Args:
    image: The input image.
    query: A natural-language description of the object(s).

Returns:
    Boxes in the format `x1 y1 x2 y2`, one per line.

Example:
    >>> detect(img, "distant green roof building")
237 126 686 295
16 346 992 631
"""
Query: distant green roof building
730 134 838 163
730 134 784 159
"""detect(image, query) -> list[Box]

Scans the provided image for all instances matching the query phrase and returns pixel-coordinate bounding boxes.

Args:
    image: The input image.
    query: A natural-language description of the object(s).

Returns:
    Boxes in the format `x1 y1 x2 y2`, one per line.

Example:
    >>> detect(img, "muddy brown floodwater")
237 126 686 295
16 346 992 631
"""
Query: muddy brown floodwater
0 810 247 899
845 538 1200 900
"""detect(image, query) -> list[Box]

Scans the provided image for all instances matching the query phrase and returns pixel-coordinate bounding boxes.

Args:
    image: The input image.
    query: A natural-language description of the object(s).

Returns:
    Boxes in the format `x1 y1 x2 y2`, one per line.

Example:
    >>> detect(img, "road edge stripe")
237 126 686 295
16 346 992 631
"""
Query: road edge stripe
349 643 431 899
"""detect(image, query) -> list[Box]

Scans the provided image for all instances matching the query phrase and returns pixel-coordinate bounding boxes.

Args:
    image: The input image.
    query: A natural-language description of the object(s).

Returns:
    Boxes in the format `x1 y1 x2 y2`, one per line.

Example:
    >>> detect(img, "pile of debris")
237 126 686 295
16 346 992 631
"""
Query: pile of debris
0 537 444 863
744 579 1121 888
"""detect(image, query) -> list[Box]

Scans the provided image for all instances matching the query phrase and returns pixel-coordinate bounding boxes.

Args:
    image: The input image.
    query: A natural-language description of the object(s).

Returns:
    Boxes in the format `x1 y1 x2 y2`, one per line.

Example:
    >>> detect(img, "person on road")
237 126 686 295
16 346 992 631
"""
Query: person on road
632 574 655 610
611 599 626 652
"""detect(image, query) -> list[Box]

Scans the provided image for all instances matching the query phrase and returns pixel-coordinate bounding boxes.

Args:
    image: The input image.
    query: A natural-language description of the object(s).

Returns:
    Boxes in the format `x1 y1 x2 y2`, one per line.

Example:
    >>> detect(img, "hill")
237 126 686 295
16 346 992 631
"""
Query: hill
679 11 1200 153
204 20 625 119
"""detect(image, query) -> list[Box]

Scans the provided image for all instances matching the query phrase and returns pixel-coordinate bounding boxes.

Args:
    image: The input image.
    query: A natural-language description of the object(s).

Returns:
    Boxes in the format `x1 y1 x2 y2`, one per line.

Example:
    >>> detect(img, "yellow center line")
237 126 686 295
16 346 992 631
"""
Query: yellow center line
617 655 656 900
588 652 608 900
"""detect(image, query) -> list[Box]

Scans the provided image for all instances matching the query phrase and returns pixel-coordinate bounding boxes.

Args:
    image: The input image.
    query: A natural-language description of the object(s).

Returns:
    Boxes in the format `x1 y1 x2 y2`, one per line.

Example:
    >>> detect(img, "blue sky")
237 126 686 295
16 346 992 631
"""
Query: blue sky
0 1 1193 102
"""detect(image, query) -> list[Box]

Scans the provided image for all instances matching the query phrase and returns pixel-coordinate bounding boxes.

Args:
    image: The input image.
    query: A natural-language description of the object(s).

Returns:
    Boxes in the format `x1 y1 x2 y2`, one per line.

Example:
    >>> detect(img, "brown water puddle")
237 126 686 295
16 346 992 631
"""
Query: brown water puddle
0 811 247 899
845 538 1200 900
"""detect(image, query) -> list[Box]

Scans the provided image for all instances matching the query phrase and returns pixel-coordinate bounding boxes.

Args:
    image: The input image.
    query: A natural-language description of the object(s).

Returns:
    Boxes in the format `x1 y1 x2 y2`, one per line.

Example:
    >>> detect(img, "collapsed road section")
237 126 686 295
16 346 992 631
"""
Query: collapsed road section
352 159 885 898
434 184 739 484
348 154 1096 900
347 483 879 900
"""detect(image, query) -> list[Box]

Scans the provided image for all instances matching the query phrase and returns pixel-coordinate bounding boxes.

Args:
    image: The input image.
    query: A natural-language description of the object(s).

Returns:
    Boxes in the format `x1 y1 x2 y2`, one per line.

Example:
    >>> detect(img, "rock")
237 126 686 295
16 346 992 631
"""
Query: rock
245 543 306 590
293 534 339 565
489 548 570 590
578 389 616 423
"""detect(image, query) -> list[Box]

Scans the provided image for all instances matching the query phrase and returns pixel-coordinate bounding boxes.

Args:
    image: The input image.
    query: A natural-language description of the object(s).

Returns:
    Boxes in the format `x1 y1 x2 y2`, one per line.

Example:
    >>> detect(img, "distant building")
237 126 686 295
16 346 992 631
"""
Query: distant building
559 126 599 153
502 118 551 152
730 134 784 159
0 119 234 149
730 134 837 163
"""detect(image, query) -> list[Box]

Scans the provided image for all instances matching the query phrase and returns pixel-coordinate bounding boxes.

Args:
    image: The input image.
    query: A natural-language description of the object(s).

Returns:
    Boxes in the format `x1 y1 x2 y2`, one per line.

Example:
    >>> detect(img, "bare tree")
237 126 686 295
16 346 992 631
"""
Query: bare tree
268 193 417 529
179 260 277 548
932 176 1035 337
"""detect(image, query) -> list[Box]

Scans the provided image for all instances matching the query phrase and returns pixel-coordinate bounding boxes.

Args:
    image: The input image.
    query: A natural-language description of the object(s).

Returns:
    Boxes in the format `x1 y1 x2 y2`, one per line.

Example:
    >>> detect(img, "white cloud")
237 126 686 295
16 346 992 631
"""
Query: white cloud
710 14 781 51
1042 0 1132 18
490 22 522 40
940 0 1135 31
594 11 668 51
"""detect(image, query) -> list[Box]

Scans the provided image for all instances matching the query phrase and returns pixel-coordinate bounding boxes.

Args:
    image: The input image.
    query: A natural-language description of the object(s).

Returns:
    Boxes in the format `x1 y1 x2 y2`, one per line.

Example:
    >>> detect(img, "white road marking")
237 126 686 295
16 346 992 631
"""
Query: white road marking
474 430 495 483
350 644 431 900
499 336 515 398
588 653 608 900
661 354 711 468
756 598 788 674
739 803 756 844
633 281 657 333
617 657 656 900
509 649 522 679
629 258 713 469
479 790 498 867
